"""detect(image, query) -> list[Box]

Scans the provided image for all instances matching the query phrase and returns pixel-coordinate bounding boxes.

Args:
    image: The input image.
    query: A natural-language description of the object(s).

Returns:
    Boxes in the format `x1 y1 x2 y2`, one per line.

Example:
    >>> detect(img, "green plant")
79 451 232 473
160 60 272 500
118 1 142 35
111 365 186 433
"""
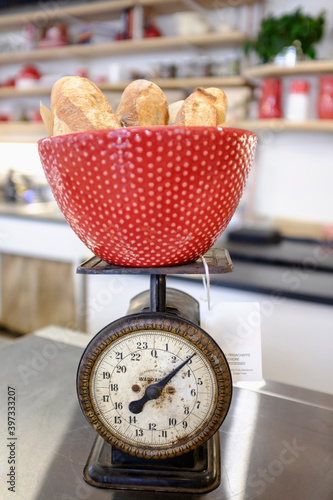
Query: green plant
244 8 326 62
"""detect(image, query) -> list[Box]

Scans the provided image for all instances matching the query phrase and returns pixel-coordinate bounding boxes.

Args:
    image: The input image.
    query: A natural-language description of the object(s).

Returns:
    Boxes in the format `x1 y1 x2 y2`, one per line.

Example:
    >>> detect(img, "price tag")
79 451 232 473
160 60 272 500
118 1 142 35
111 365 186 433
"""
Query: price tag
201 302 263 383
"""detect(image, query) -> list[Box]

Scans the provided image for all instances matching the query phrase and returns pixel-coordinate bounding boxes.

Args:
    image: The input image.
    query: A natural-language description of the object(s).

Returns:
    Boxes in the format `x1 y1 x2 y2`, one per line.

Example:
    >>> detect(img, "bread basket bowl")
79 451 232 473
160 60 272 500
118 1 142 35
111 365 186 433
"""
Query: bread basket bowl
38 126 257 267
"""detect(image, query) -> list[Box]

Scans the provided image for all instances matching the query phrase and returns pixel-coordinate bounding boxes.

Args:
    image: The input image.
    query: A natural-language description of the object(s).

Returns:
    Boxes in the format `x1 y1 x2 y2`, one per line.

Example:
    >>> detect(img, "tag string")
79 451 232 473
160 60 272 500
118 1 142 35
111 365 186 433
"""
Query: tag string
200 254 211 311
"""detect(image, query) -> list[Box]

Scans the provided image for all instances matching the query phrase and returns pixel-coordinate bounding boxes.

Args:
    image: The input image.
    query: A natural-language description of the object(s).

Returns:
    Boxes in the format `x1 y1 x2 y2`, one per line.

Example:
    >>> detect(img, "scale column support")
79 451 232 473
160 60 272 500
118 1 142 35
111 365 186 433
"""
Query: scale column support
150 274 166 313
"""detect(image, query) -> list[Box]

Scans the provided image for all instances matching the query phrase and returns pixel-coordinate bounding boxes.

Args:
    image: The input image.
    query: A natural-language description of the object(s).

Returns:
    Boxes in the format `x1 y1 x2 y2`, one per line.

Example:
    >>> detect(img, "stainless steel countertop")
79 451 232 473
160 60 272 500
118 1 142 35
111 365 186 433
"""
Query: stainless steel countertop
0 331 332 500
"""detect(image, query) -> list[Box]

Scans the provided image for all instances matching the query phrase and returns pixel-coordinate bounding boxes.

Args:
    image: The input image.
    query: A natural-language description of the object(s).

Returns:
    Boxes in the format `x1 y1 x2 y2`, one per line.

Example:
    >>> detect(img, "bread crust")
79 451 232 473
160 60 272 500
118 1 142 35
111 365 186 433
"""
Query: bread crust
116 79 169 127
174 87 227 126
205 87 228 125
51 76 120 135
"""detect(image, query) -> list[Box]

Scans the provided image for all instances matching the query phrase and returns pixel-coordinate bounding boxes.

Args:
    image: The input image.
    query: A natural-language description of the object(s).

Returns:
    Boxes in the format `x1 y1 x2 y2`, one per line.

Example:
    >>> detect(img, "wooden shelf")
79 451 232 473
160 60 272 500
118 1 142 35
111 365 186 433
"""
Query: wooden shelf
0 122 46 142
0 86 52 98
0 0 264 32
244 60 333 79
0 31 248 66
0 76 248 99
102 75 250 93
2 118 333 144
149 76 248 89
234 119 333 133
0 0 262 141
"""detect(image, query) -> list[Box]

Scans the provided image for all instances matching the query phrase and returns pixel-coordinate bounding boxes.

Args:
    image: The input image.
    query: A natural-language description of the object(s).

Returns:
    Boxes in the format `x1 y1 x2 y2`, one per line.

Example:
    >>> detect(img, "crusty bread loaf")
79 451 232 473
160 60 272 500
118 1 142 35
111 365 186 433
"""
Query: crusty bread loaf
174 87 227 126
174 88 217 126
204 87 228 125
45 78 228 137
116 79 169 127
51 76 120 135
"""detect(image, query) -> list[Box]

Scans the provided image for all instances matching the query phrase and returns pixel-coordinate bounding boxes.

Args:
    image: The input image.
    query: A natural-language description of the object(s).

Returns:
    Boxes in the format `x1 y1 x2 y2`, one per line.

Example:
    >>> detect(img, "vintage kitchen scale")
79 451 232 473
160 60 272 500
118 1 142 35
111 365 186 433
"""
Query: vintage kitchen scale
38 125 257 494
76 249 233 493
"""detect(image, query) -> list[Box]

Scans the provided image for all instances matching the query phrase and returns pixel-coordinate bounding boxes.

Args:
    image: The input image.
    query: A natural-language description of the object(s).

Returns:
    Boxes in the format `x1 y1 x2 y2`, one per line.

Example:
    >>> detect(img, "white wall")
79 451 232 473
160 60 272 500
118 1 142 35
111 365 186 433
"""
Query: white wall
252 130 333 223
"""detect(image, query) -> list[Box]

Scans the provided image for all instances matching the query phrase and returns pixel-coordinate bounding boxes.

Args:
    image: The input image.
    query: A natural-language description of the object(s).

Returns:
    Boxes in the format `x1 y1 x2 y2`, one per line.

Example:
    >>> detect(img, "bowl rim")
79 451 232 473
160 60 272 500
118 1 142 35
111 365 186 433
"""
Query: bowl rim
37 125 257 146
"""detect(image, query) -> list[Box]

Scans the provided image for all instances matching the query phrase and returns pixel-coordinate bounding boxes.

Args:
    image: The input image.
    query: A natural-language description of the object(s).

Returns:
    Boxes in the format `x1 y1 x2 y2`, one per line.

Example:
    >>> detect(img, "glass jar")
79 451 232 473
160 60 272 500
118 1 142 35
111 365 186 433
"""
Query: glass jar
317 76 333 119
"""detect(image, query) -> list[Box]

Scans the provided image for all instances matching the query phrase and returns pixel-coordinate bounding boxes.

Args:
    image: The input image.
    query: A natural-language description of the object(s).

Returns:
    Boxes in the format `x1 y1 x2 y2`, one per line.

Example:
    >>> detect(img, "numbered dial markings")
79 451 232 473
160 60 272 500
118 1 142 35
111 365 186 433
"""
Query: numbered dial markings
91 331 216 448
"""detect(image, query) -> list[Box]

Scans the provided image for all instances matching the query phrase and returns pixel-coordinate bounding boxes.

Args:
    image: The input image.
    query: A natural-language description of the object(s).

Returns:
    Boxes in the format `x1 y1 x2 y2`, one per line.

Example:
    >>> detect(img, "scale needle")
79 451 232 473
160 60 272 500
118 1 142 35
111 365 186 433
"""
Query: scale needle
128 353 196 414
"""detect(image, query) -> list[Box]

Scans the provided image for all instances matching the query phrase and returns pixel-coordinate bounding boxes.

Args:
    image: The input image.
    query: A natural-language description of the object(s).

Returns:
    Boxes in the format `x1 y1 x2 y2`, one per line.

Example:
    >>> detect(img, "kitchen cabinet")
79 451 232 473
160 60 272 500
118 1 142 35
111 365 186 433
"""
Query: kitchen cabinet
0 253 76 334
0 207 89 333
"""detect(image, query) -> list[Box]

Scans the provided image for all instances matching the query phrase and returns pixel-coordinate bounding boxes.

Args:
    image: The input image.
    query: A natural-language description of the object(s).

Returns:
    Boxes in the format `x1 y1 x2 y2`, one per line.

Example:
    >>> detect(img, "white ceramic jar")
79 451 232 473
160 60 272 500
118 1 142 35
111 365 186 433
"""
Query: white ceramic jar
285 80 310 121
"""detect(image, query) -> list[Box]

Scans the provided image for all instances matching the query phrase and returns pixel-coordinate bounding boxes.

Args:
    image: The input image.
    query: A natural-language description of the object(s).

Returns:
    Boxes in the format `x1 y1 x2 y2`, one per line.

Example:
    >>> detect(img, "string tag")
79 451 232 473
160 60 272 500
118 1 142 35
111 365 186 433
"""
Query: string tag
200 254 211 310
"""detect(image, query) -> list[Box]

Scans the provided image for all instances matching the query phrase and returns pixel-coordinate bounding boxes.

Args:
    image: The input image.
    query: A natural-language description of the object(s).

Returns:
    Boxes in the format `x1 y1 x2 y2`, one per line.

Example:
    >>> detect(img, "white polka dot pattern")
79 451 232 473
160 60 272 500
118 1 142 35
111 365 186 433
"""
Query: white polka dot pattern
38 126 257 267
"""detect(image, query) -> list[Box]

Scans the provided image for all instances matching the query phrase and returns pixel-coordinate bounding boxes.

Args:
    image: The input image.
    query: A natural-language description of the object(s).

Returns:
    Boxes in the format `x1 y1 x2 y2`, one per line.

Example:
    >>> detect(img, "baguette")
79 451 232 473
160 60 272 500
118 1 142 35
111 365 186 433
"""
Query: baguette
204 87 228 125
50 76 120 135
116 79 169 127
44 78 228 137
174 87 227 126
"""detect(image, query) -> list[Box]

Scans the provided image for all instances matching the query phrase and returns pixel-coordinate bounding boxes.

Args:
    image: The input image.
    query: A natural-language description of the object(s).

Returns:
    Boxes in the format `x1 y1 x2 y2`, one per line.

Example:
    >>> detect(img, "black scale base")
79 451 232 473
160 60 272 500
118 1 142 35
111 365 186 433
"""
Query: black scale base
84 432 221 492
77 249 232 493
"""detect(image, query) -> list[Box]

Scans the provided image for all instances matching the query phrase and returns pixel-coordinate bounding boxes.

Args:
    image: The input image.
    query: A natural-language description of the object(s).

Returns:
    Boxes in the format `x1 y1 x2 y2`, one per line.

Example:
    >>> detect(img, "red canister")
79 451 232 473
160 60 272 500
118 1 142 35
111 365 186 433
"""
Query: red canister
318 76 333 119
259 78 282 119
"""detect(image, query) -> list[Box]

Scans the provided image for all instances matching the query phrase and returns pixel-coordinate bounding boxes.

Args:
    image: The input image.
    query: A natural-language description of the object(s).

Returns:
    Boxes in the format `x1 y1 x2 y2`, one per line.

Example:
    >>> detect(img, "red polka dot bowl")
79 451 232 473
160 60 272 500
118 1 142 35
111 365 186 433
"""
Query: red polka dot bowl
38 126 257 267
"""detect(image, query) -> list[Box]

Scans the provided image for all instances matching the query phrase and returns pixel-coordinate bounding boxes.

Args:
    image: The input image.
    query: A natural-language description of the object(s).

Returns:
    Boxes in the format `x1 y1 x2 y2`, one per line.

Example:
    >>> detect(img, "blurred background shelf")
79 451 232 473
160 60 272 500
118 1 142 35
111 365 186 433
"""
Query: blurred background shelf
0 31 249 65
235 119 333 132
0 86 52 98
244 60 333 79
112 75 248 89
0 0 259 129
0 0 265 32
2 119 333 143
0 122 46 142
0 76 248 98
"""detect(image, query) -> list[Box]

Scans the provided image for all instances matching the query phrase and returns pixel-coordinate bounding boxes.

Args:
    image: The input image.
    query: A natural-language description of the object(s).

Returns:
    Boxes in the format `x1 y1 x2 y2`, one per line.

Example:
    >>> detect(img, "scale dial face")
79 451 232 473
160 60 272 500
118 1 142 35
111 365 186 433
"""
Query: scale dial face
77 314 232 459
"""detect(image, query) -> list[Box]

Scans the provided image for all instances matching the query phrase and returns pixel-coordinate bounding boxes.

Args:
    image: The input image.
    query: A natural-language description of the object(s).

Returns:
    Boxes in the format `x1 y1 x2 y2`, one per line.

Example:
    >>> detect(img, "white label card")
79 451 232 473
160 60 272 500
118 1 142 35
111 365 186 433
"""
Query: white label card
200 302 263 383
